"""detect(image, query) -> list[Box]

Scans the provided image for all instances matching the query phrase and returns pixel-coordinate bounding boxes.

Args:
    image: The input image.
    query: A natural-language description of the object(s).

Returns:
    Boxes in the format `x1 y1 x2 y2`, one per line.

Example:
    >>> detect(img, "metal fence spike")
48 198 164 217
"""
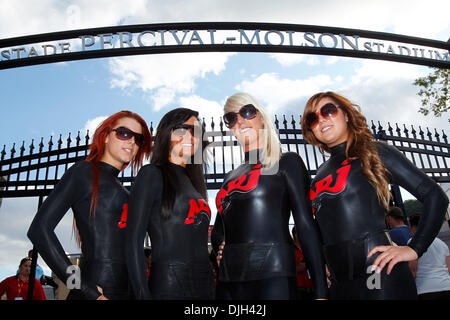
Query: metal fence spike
0 117 448 198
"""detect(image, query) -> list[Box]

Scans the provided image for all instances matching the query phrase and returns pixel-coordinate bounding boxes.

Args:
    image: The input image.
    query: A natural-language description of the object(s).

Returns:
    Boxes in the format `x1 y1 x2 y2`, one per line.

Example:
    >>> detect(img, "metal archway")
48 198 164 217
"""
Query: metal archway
0 22 449 70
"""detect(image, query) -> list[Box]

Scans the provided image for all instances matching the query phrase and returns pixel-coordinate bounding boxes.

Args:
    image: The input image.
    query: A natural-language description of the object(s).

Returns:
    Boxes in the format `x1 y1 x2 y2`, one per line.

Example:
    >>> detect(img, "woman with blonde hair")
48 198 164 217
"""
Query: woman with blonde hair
301 91 448 299
211 92 328 300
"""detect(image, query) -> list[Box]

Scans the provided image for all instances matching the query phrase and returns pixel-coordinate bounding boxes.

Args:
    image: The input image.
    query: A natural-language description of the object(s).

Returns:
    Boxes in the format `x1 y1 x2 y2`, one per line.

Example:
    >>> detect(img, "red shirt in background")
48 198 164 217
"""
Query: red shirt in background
295 246 313 288
0 276 47 300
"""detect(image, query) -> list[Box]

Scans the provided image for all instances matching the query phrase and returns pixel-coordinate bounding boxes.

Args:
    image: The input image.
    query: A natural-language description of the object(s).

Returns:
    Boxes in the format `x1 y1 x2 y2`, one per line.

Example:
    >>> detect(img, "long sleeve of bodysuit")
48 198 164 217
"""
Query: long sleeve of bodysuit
211 211 224 257
211 173 230 257
376 143 449 257
212 170 233 257
27 162 101 300
281 152 328 299
125 164 163 300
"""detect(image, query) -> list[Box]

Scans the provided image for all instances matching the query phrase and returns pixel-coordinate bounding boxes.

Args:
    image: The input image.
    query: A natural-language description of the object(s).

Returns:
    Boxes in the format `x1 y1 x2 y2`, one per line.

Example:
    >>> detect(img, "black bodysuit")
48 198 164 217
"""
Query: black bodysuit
126 163 215 300
310 142 449 299
212 151 328 299
27 161 131 300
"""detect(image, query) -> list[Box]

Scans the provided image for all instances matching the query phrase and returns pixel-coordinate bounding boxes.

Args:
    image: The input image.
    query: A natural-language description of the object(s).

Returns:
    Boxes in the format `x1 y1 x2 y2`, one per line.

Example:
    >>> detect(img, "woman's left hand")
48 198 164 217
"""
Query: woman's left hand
367 245 418 275
96 286 109 300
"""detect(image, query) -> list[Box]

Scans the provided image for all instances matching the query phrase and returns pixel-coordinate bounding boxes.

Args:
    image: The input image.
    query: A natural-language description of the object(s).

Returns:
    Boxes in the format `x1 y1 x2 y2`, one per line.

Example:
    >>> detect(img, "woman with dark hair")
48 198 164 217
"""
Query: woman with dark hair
126 108 215 300
28 111 152 300
301 91 449 299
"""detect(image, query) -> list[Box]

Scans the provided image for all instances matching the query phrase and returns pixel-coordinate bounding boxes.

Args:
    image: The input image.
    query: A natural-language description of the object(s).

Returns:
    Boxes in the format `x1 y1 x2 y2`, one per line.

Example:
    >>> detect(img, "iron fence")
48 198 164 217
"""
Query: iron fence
1 115 449 200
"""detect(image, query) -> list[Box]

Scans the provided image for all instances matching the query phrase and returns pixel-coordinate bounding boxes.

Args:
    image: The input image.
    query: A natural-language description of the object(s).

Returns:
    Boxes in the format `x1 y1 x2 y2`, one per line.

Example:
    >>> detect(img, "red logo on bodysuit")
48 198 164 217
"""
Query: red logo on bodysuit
184 199 211 225
216 164 262 215
309 160 352 213
118 203 128 229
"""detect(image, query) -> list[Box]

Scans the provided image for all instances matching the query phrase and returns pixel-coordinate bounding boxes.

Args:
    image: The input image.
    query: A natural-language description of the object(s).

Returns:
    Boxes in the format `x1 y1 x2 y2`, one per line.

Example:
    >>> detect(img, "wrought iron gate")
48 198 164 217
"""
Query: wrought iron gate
1 115 448 199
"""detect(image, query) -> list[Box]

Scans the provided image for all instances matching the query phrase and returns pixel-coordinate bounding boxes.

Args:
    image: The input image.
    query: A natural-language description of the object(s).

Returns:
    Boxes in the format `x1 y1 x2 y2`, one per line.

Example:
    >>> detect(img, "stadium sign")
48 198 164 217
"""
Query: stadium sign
0 22 448 69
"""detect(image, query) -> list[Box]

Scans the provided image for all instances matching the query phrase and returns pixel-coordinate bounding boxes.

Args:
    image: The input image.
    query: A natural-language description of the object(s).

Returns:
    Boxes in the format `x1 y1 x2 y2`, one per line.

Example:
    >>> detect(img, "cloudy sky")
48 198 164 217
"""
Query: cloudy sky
0 0 449 282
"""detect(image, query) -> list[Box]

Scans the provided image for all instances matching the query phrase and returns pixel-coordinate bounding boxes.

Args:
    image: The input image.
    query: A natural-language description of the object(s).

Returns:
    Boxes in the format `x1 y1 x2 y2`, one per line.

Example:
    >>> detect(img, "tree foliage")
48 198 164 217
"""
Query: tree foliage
413 67 449 122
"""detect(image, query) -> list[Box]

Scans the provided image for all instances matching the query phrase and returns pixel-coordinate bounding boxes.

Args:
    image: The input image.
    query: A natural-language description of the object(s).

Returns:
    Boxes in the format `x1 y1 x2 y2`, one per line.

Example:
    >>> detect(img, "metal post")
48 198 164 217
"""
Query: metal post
391 184 408 225
27 195 44 300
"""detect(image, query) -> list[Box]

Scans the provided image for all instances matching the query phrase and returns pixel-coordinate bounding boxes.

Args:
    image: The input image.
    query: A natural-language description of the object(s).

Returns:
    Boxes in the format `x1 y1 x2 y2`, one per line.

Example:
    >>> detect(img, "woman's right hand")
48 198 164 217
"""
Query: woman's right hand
96 286 108 300
216 241 225 266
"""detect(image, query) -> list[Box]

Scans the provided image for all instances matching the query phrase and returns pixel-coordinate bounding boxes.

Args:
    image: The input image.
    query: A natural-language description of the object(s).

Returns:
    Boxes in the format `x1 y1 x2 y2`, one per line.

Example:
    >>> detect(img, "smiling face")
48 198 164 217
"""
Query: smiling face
227 104 264 152
101 117 142 169
19 260 31 278
169 116 201 165
310 97 349 148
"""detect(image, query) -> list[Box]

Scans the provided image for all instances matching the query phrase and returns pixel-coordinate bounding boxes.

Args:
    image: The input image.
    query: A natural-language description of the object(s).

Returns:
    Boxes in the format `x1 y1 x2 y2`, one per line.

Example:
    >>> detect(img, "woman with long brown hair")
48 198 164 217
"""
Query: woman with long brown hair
28 111 151 300
301 91 448 299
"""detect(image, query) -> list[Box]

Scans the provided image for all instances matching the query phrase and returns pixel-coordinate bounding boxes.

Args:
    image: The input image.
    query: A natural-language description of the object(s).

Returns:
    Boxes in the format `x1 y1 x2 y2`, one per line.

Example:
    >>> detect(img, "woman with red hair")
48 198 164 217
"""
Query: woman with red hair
28 111 151 300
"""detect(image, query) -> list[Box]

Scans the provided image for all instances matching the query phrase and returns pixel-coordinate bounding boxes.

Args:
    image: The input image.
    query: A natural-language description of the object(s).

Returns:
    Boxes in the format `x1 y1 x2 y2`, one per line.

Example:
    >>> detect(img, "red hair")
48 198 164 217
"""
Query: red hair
74 111 152 247
86 110 152 214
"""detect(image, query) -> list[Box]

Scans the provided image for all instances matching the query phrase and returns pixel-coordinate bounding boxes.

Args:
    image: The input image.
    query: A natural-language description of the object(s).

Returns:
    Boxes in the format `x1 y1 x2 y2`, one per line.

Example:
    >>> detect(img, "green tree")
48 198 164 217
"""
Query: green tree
413 67 449 122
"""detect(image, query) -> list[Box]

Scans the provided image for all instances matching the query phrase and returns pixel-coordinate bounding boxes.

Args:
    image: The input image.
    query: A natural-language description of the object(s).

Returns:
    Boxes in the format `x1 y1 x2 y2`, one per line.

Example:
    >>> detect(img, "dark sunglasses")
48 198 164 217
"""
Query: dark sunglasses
172 124 202 137
223 104 258 128
305 103 340 130
111 126 145 147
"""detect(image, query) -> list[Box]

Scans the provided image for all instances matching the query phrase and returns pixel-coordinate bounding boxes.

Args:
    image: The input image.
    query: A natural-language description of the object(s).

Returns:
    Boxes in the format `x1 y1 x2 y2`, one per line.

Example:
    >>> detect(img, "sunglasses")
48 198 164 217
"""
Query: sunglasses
305 103 340 130
111 126 145 147
223 104 258 128
172 124 202 137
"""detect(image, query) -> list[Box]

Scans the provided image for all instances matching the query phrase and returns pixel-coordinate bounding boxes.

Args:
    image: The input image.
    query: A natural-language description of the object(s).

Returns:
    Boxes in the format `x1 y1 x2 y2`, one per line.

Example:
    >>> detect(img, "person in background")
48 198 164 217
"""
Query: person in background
408 214 450 300
292 226 314 300
386 207 412 246
144 248 152 280
17 249 58 290
0 257 46 300
18 250 44 282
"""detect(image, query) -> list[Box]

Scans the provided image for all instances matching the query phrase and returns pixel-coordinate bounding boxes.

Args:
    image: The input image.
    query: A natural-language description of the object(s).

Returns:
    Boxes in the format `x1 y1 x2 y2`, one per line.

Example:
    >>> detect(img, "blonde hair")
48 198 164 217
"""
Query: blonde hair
224 92 281 168
301 91 391 210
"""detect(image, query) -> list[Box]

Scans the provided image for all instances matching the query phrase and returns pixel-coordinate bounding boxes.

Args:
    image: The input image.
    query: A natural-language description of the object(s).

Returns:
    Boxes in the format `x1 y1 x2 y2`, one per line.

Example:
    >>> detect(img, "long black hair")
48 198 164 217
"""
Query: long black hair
151 108 209 219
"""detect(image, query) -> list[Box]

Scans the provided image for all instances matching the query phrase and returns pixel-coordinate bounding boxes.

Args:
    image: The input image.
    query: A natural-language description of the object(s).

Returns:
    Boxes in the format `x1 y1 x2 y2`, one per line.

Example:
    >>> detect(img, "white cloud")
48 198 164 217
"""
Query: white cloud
0 0 149 38
178 95 224 128
335 60 449 130
150 87 176 112
108 52 235 111
350 59 422 85
0 197 79 281
269 53 320 67
236 73 333 114
233 59 449 130
82 116 107 142
1 0 448 41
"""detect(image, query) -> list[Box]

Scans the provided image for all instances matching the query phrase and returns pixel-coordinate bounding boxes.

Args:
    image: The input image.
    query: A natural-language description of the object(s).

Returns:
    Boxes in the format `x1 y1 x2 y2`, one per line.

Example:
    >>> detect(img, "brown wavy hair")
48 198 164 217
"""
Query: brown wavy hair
301 91 391 210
